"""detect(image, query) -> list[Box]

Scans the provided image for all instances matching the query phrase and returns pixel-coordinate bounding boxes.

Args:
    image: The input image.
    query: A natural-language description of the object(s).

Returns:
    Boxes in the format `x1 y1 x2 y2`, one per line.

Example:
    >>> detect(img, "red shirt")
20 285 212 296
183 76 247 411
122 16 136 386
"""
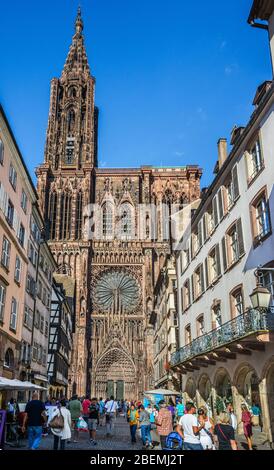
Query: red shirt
82 399 91 415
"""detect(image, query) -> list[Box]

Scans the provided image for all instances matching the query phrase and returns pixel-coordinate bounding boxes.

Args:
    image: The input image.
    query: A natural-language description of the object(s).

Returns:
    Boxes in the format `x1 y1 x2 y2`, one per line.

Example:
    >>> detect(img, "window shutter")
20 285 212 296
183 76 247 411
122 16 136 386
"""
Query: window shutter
222 236 228 271
1 189 8 216
198 220 203 248
191 274 195 303
13 210 20 236
213 196 218 227
200 265 205 293
218 189 224 220
203 214 208 241
216 243 221 277
181 287 184 312
204 258 209 289
237 218 245 257
232 165 240 200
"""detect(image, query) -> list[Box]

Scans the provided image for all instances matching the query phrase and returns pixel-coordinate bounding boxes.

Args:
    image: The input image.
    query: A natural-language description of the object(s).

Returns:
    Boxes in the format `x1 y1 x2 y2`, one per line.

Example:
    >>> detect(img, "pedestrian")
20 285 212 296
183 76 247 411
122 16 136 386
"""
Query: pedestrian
167 398 176 425
251 403 262 431
214 412 238 450
104 395 118 437
139 405 153 449
51 398 72 450
88 397 99 445
68 395 82 443
177 402 204 450
155 400 173 450
197 406 214 450
226 403 238 431
22 391 47 450
175 399 185 423
241 404 253 450
99 397 105 426
82 395 91 424
127 404 139 444
145 403 156 427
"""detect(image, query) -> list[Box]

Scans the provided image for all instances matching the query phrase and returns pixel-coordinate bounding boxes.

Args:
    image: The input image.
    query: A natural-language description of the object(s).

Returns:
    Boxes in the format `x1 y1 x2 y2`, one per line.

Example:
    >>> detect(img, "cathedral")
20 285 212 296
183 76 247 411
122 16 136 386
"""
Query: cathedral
36 9 202 399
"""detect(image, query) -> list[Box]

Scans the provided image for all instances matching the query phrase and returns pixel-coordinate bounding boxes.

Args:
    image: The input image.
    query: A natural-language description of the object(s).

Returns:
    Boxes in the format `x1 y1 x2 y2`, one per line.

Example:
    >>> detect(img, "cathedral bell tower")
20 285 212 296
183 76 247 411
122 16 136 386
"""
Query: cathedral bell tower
36 8 97 395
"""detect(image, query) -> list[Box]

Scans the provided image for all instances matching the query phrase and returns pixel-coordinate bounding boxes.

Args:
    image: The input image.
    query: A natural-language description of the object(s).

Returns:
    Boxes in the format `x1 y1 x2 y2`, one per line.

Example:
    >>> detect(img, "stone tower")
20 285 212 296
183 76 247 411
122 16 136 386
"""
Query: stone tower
37 9 202 399
36 8 97 394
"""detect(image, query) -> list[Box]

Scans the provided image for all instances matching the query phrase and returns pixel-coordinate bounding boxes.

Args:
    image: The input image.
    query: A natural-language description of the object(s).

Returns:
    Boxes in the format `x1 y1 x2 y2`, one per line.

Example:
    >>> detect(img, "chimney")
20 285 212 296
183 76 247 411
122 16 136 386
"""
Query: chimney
217 138 227 168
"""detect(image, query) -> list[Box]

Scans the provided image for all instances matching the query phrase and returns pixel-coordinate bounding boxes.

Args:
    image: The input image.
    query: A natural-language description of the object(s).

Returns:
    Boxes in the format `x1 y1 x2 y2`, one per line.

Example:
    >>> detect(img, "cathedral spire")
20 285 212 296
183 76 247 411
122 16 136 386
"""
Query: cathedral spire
62 6 90 78
75 6 83 34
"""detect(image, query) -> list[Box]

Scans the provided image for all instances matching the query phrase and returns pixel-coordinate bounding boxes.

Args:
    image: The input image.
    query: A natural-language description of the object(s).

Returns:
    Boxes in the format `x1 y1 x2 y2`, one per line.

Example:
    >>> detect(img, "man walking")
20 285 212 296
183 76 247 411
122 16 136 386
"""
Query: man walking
177 402 204 450
104 395 118 437
88 398 99 445
68 395 82 443
22 392 46 450
156 400 173 449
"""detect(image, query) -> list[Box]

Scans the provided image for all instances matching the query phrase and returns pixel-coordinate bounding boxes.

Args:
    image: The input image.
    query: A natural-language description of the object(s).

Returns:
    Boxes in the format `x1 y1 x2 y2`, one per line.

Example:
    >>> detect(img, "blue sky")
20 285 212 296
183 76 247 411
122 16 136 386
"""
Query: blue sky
0 0 272 187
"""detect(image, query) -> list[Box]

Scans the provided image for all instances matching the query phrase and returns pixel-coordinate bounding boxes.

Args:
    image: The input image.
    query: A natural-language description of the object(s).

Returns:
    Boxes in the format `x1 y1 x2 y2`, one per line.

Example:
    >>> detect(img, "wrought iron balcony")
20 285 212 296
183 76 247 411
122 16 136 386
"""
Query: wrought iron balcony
171 307 274 367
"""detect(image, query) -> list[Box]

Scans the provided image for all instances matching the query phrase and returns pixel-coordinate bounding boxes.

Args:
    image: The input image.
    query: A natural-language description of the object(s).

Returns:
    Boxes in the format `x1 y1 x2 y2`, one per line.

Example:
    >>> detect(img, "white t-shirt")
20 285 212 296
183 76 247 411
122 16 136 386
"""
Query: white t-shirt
105 400 118 413
179 414 200 444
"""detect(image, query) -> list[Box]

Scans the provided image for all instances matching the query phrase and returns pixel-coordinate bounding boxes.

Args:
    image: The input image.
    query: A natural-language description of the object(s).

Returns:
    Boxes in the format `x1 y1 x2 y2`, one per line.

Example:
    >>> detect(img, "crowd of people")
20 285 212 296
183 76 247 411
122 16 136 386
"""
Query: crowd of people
4 393 261 450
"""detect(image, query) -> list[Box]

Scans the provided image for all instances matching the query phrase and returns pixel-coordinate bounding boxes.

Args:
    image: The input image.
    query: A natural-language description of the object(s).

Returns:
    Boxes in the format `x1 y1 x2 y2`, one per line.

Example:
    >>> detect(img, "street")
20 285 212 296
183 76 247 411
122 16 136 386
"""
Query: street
4 415 272 451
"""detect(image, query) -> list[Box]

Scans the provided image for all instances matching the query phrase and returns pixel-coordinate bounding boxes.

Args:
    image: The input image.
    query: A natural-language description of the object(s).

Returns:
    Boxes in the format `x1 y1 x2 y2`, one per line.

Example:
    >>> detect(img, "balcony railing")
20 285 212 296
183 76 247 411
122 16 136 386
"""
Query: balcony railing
171 307 274 367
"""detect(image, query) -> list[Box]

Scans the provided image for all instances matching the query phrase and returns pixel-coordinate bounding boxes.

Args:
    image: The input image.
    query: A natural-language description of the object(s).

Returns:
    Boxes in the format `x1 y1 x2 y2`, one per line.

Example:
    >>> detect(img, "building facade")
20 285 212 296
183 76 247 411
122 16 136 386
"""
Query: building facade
31 240 56 392
48 275 74 399
36 9 202 399
0 105 36 381
150 256 179 390
172 0 274 445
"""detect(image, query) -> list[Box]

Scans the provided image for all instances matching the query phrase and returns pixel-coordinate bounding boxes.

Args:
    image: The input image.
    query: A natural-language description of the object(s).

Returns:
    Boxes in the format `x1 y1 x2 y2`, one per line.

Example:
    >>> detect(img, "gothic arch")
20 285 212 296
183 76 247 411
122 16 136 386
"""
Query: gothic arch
94 346 137 399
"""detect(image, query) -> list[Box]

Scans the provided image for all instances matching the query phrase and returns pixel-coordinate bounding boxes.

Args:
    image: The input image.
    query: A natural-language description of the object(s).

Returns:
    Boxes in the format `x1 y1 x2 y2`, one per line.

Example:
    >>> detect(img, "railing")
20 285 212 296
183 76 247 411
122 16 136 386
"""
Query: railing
171 307 274 367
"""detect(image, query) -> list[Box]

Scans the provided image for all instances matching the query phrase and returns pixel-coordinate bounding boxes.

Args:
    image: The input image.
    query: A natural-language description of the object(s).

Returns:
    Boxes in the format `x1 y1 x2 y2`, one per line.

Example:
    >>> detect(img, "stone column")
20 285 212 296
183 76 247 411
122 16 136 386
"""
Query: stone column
259 377 273 446
232 384 244 435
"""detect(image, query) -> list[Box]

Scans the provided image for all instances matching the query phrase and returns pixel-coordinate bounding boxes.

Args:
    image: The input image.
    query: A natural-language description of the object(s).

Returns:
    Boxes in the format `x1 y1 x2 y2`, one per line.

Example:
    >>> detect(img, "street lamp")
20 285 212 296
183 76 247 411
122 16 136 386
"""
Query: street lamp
250 268 271 309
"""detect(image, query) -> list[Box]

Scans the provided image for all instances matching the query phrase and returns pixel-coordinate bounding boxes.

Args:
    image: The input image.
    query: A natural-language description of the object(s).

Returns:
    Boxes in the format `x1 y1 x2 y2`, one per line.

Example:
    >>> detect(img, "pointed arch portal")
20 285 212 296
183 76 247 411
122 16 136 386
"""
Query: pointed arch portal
94 347 136 400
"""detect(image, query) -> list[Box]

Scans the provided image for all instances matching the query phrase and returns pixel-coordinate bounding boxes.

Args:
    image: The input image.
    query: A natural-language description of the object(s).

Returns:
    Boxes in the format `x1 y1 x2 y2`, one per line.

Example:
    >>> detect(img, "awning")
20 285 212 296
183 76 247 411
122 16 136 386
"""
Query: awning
0 377 47 391
144 388 181 396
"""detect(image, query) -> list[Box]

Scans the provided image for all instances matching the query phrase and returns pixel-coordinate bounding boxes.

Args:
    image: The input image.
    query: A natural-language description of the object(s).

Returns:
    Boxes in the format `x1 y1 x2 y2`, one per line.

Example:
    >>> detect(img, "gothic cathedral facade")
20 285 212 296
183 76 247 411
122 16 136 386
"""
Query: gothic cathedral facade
36 10 202 399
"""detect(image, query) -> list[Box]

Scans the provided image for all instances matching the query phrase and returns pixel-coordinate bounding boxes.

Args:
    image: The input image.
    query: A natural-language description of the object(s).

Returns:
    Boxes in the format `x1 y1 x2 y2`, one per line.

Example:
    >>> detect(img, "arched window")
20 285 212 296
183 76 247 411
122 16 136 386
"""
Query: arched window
59 192 72 240
49 192 57 240
67 109 75 134
120 203 133 238
4 348 14 368
102 202 113 238
75 192 83 239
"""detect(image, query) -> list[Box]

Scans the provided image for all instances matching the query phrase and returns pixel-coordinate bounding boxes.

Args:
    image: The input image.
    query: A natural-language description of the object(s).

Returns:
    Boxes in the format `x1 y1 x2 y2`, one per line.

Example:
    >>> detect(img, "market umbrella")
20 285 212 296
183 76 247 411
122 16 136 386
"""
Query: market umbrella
0 377 47 391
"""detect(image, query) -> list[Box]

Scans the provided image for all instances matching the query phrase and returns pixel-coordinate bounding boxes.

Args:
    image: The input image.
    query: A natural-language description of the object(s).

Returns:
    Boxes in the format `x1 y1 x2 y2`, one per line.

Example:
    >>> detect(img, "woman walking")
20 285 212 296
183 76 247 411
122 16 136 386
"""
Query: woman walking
127 404 139 444
51 399 72 450
139 405 153 449
197 406 214 450
241 404 253 450
214 412 237 450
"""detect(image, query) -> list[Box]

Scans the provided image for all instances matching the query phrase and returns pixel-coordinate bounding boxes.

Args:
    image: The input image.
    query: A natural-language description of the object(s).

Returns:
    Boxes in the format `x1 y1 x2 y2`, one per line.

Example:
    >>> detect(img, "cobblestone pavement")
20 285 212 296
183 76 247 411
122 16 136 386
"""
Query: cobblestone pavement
6 415 148 451
5 416 272 451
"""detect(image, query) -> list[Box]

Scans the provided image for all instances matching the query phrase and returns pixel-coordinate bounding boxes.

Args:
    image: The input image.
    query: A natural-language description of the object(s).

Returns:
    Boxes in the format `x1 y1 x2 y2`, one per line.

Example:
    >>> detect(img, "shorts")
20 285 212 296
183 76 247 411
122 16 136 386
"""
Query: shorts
88 419 98 431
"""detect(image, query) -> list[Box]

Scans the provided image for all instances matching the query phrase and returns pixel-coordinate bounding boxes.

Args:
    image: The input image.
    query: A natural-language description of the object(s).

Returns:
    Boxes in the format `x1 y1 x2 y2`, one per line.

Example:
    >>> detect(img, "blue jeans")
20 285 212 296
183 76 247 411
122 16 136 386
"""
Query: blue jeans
141 425 152 445
184 442 203 451
130 424 137 442
28 426 43 450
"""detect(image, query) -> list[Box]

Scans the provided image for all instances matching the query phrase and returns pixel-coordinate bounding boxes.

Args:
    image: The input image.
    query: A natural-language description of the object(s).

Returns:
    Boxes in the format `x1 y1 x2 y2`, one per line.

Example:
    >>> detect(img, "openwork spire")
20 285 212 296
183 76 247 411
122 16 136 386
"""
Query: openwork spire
75 6 83 34
62 6 90 78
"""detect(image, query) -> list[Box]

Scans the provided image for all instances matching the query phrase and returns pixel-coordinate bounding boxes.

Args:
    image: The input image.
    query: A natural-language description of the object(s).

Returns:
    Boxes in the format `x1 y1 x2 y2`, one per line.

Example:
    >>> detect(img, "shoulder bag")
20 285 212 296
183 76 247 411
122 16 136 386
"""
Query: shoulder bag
49 410 64 429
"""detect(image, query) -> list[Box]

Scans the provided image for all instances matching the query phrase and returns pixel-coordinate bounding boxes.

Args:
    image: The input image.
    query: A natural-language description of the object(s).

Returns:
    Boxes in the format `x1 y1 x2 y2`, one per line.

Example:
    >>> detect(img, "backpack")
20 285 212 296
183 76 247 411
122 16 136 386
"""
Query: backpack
164 432 184 450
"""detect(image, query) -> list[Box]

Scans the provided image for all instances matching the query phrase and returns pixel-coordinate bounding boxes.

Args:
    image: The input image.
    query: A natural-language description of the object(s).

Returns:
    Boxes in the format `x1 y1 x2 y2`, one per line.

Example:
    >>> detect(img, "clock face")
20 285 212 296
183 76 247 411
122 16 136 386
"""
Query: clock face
94 270 140 313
